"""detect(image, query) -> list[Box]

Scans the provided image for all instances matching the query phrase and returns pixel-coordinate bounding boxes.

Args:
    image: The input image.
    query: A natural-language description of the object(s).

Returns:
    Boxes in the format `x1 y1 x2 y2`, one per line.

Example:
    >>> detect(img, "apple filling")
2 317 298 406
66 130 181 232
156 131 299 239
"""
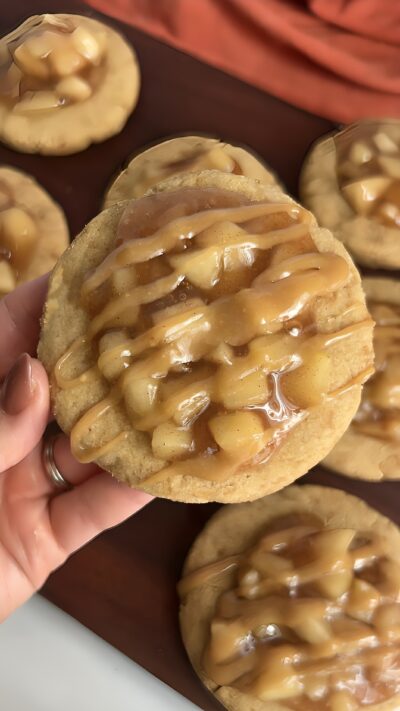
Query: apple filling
0 15 107 113
354 300 400 441
180 515 400 710
124 141 273 198
0 182 38 295
54 188 371 479
335 123 400 228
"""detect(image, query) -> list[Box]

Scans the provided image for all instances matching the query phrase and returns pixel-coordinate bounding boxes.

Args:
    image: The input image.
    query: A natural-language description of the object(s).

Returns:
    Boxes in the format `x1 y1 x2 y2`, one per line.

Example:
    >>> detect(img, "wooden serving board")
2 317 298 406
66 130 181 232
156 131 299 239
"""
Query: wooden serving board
2 2 399 709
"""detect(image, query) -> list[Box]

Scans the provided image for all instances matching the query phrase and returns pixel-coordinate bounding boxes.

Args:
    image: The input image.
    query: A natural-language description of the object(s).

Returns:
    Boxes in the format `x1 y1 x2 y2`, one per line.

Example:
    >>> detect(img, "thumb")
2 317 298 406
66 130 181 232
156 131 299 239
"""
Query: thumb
0 354 50 472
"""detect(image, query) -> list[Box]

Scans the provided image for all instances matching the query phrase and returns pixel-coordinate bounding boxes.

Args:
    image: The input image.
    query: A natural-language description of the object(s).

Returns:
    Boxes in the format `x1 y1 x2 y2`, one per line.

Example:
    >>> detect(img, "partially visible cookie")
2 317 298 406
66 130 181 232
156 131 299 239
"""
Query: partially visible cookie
0 166 69 295
179 484 400 711
103 135 280 208
0 13 140 154
39 170 373 504
300 119 400 269
325 277 400 480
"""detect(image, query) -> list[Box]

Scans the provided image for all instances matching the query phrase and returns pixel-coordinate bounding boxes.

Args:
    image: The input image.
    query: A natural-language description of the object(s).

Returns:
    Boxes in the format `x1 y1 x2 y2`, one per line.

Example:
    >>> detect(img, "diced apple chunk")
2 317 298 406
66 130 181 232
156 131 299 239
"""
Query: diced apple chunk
56 75 91 102
378 155 400 179
250 334 298 371
71 25 103 64
0 261 16 294
170 387 210 427
13 42 50 79
152 421 193 460
349 141 372 165
312 528 355 556
49 46 86 77
318 571 353 599
206 343 234 366
196 220 246 248
111 265 137 295
294 618 331 644
209 620 246 664
342 176 392 214
254 670 303 701
281 351 330 408
98 329 129 381
218 368 269 409
346 579 380 621
196 146 235 172
124 376 158 416
1 207 37 255
24 31 59 59
169 247 221 289
209 411 265 453
373 132 398 154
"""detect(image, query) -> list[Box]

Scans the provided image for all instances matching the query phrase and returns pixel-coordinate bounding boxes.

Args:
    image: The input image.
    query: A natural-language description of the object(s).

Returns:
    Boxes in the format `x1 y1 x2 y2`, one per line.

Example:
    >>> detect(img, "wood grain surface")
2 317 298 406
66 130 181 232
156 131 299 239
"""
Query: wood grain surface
2 3 398 710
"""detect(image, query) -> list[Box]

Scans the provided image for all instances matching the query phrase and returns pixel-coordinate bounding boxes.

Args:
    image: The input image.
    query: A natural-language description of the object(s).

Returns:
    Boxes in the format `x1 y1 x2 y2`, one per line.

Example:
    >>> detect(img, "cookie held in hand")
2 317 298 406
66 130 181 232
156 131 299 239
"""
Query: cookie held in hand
39 171 373 503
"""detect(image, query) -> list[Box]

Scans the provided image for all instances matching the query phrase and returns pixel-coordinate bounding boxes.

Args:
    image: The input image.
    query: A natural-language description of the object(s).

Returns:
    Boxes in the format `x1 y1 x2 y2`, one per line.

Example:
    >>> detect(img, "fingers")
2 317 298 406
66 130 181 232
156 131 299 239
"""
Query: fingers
50 434 101 489
50 473 153 555
0 355 50 472
0 273 49 379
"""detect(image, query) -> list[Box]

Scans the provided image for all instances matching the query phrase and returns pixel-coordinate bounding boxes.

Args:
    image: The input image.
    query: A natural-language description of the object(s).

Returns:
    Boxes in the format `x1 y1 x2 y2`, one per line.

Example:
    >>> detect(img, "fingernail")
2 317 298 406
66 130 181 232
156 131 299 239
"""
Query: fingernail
1 353 35 415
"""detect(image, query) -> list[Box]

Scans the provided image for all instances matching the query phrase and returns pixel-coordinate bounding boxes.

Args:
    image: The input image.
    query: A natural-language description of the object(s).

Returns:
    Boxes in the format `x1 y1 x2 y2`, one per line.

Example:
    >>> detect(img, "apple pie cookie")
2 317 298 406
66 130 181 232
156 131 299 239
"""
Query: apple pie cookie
103 135 280 208
179 484 400 711
38 171 373 503
0 165 68 296
325 277 400 480
0 13 140 154
300 120 400 269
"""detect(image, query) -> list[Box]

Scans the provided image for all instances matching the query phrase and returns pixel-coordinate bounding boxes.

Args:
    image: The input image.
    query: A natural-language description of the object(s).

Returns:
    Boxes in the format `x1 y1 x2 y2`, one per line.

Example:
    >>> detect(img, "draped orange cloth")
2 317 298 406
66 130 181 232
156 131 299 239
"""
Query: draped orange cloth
87 0 400 122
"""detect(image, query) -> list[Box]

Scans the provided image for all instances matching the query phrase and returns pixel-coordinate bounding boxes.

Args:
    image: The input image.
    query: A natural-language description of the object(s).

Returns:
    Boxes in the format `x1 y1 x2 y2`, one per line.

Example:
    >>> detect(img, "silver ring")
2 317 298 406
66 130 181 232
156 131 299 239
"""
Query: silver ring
43 435 72 492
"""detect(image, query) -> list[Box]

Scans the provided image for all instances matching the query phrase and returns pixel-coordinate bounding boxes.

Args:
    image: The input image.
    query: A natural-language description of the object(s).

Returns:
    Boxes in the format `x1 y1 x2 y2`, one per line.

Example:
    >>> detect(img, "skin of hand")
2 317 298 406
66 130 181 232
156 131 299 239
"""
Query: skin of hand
0 274 153 622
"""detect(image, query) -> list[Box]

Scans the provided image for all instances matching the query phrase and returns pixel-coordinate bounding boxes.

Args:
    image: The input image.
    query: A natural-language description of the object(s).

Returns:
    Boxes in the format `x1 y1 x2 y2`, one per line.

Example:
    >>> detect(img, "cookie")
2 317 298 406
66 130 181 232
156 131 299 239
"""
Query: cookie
38 170 373 503
325 277 400 480
179 484 400 711
0 166 69 295
103 135 280 207
0 13 140 154
300 120 400 269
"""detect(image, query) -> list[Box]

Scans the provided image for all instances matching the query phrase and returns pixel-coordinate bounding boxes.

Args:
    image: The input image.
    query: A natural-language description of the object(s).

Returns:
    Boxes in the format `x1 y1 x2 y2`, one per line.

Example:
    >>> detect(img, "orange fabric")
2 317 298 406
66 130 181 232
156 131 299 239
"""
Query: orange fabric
87 0 400 122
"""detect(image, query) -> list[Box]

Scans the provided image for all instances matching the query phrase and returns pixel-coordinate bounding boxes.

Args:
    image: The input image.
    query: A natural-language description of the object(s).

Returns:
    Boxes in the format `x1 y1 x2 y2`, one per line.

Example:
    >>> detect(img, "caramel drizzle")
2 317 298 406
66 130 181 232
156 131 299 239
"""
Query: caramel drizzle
354 300 400 441
81 202 304 296
182 517 400 709
54 197 371 475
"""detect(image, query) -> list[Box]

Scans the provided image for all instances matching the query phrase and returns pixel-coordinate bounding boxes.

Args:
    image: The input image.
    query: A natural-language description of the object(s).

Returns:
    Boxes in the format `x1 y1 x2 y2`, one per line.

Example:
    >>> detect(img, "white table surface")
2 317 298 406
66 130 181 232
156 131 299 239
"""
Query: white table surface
0 595 200 711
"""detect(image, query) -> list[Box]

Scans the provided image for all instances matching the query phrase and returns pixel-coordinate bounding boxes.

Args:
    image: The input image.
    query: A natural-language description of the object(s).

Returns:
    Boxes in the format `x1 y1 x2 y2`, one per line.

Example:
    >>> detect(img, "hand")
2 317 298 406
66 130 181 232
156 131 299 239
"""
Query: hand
0 275 153 622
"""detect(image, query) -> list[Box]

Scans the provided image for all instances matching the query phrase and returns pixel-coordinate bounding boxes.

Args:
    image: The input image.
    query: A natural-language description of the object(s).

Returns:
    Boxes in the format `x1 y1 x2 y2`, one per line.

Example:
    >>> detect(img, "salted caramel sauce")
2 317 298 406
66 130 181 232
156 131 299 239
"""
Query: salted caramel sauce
54 187 369 478
335 122 400 227
354 300 400 441
182 514 400 709
0 15 107 112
